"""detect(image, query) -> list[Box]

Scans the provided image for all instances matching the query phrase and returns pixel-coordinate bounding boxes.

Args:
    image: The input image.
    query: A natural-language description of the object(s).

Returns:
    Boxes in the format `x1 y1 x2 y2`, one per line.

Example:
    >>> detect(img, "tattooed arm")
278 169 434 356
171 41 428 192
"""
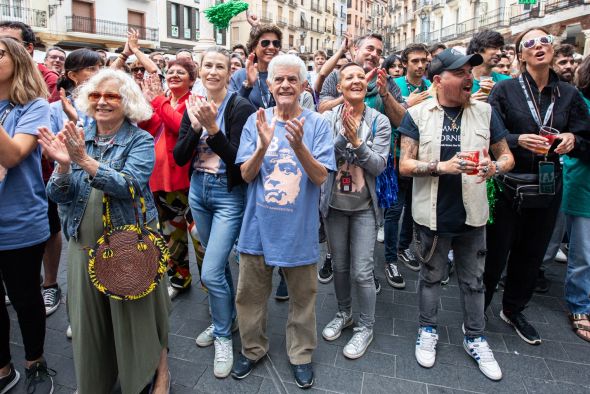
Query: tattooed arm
490 138 514 175
399 135 431 177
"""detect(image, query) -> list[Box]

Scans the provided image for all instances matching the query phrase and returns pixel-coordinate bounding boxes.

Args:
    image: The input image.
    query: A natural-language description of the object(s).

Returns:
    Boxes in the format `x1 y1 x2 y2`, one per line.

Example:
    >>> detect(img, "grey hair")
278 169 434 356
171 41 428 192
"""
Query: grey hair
75 69 153 123
45 46 66 59
200 46 231 69
268 54 308 84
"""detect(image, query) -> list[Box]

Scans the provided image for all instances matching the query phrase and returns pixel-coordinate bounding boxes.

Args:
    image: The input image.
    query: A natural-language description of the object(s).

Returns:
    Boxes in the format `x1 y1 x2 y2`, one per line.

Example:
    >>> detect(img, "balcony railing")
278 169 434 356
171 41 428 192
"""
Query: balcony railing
311 1 320 11
435 7 510 44
0 5 46 28
260 13 274 23
66 16 158 41
277 17 288 27
545 0 584 14
288 0 297 7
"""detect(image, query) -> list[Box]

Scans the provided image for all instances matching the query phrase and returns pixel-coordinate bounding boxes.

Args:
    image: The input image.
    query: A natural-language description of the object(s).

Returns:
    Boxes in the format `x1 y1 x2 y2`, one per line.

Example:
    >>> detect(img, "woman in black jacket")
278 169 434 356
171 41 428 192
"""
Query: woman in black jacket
173 46 255 379
483 27 590 345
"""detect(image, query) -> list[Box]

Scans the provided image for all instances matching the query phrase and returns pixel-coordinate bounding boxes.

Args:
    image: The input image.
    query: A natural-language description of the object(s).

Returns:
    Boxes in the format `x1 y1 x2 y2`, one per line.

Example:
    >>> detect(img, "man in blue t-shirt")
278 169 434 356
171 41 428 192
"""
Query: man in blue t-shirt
231 55 335 389
466 30 512 102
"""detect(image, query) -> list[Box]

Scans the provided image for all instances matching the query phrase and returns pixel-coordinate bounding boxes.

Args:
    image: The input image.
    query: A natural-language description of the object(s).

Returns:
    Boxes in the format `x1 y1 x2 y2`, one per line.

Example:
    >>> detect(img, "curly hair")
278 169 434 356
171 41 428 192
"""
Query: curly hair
554 43 575 59
76 69 152 123
246 24 283 55
401 43 429 63
467 30 505 55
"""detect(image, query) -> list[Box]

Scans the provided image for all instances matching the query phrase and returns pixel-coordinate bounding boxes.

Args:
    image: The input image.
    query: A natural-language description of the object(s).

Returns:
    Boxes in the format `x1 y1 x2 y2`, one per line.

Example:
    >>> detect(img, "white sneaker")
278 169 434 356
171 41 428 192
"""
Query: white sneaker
66 325 72 339
195 320 238 347
343 327 373 359
463 336 502 381
415 326 438 368
322 311 353 341
377 226 384 243
555 249 567 263
168 285 180 300
213 337 233 378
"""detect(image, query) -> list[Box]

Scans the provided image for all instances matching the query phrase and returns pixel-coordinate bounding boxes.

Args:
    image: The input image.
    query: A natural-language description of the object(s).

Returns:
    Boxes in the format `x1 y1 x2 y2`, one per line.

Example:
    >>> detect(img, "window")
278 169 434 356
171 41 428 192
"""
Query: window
289 34 294 47
170 2 179 37
216 28 226 45
1 0 23 19
310 37 313 51
347 0 351 7
72 0 95 33
128 10 145 38
347 14 350 24
183 6 191 39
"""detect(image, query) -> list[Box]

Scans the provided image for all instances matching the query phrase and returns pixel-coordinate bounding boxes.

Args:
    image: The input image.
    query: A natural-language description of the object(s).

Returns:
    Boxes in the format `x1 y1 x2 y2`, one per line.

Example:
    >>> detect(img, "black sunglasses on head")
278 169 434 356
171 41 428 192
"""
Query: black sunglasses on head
260 39 281 49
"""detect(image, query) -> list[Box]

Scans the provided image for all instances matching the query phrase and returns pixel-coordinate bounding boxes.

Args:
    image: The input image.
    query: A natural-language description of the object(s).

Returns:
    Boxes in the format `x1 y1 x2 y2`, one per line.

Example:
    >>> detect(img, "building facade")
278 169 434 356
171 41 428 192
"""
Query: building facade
1 0 160 52
158 0 203 53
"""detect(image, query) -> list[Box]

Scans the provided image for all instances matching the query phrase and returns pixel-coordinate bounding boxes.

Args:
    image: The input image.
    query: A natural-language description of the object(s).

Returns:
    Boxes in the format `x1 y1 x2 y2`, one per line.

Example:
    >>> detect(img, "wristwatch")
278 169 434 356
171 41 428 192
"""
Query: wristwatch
428 160 439 177
242 80 253 89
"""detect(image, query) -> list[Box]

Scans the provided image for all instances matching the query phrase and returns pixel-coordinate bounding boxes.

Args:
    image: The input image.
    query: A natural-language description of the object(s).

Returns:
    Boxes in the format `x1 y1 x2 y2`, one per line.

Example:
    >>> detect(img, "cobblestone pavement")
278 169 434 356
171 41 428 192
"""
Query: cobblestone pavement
6 239 590 393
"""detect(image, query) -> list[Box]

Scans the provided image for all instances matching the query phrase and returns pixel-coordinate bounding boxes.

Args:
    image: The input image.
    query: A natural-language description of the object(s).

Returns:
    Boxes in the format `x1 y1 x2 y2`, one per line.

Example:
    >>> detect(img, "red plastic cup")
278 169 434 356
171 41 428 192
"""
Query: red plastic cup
460 151 480 175
539 126 560 154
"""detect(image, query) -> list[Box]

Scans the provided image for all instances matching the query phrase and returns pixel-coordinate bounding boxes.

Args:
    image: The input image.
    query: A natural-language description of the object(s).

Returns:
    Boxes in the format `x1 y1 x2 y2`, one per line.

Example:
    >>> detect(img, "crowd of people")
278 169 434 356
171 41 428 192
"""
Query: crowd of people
0 13 589 393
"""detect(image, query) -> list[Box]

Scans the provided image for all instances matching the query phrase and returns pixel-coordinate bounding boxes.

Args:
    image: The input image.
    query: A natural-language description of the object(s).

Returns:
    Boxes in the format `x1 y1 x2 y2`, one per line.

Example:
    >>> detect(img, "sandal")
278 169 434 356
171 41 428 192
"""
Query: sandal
569 313 590 343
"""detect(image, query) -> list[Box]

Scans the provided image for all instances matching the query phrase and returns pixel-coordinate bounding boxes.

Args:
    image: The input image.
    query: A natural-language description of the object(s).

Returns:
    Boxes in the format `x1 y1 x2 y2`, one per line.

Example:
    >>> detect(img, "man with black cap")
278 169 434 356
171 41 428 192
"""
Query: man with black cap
398 48 514 380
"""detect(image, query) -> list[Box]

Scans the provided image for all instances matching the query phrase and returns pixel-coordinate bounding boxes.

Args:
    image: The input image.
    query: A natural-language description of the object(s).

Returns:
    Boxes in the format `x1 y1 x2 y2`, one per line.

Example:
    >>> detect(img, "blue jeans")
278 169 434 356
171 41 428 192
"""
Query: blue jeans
189 172 246 338
384 178 413 262
565 215 590 314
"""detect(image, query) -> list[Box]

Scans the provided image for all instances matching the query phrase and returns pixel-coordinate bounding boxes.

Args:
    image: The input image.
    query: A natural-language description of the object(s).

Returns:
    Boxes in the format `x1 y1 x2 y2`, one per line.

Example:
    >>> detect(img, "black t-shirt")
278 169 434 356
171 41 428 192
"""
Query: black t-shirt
398 106 508 235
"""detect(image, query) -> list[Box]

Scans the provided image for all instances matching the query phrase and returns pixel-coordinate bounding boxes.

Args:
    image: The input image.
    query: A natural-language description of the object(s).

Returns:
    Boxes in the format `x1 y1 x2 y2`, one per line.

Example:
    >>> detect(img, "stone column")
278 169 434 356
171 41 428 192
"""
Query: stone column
583 29 590 57
193 0 216 56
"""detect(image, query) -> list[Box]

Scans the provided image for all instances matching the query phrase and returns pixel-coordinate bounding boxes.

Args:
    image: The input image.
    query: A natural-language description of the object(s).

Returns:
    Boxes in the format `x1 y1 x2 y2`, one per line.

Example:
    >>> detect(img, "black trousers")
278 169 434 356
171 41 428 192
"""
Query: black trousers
0 242 46 367
484 183 562 314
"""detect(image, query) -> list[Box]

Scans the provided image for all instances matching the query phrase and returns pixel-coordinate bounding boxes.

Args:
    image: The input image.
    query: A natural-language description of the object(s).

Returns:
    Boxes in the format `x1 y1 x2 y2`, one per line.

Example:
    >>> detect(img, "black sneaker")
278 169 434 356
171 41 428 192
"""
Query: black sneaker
318 254 333 284
25 360 55 394
385 262 405 289
42 286 61 316
291 362 314 389
231 353 259 380
275 270 289 301
0 363 20 394
398 249 420 271
534 271 550 293
373 272 381 295
500 310 542 345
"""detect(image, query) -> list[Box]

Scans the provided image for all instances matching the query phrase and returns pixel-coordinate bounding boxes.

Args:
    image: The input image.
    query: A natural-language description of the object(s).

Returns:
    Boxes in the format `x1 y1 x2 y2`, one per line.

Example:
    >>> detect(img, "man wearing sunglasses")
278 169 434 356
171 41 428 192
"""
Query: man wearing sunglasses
466 30 511 102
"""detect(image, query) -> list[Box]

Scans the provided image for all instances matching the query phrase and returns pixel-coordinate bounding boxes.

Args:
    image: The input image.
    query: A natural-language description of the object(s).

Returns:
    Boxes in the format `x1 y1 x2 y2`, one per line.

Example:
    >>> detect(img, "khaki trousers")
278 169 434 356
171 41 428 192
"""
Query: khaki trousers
236 253 318 365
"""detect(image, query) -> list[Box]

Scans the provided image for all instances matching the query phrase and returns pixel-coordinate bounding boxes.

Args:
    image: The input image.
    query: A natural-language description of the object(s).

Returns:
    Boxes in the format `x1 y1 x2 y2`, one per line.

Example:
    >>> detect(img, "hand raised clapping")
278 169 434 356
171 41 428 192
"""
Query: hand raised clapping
186 94 219 135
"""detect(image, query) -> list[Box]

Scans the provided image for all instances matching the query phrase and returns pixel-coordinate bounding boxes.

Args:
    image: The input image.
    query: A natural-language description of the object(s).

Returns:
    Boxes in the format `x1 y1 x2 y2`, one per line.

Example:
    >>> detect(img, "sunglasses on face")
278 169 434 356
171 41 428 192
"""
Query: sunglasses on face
131 67 145 73
520 35 554 50
88 92 122 103
260 39 281 49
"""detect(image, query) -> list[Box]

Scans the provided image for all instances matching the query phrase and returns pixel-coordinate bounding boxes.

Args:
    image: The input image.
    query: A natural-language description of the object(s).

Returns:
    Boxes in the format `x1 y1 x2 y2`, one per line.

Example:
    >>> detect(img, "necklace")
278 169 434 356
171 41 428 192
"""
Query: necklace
405 76 425 93
442 107 463 130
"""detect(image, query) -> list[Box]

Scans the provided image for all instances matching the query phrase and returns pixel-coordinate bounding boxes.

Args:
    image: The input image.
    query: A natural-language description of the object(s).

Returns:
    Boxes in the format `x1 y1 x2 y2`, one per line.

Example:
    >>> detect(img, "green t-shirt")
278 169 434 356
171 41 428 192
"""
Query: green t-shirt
562 92 590 218
394 76 432 100
471 71 511 93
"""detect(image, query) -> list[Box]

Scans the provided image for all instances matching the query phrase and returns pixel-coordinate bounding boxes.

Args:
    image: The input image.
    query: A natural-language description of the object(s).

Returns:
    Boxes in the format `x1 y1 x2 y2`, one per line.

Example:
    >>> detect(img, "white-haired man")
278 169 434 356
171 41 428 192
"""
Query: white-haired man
231 54 336 389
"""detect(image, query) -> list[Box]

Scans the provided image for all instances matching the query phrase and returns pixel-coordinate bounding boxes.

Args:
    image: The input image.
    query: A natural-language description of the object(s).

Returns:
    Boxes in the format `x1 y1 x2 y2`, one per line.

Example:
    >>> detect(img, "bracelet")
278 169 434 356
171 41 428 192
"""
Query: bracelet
492 160 502 175
119 53 128 61
428 160 439 177
380 92 388 98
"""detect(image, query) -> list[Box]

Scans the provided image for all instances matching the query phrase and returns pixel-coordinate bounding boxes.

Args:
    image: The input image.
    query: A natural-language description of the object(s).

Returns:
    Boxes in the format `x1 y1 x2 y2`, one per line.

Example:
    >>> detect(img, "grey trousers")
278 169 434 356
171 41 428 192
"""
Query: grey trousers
326 208 377 329
415 225 486 337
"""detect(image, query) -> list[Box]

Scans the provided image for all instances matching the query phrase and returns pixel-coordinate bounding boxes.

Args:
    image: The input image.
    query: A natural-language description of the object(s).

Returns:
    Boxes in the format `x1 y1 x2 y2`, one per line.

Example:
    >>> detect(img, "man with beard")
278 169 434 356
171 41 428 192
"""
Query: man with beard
319 33 406 127
396 43 431 106
494 54 512 76
553 44 576 83
398 48 514 380
467 30 511 102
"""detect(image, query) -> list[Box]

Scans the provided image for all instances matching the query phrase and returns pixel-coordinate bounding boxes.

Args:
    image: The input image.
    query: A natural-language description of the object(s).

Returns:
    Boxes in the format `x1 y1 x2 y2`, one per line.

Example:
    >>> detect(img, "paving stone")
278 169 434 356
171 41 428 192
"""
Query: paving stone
425 386 480 394
393 290 419 307
501 334 569 361
168 357 207 389
522 377 590 394
334 348 395 377
456 365 527 393
544 359 590 387
361 372 427 394
560 341 590 365
395 355 461 389
370 333 416 358
492 352 552 380
195 366 263 393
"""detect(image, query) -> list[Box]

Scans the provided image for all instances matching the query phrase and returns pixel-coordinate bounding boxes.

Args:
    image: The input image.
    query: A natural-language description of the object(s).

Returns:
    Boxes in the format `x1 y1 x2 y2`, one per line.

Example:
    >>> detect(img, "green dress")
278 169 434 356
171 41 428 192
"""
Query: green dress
67 188 171 394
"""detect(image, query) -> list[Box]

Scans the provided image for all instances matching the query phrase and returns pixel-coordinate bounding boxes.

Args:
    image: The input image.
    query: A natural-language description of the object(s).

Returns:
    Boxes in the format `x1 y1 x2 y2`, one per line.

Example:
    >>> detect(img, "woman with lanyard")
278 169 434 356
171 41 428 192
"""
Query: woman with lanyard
43 49 102 328
174 46 256 379
140 57 204 300
0 37 55 393
229 24 281 109
483 27 590 345
319 62 391 359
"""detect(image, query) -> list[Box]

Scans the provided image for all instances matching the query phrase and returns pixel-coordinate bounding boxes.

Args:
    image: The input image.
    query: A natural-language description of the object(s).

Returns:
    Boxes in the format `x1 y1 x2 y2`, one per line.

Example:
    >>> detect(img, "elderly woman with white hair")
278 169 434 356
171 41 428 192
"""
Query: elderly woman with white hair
40 69 171 394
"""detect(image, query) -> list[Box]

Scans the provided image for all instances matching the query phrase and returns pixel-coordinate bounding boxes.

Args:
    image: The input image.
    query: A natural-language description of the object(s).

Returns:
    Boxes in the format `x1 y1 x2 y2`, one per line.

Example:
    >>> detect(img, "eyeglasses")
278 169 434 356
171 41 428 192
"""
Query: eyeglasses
0 48 6 60
88 92 122 103
520 35 554 50
260 39 281 49
47 55 65 62
131 67 146 73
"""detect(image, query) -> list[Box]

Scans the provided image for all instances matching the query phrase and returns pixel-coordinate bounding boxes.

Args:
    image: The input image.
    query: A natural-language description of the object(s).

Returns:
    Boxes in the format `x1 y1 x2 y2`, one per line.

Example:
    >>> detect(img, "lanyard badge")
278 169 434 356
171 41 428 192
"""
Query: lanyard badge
340 171 352 193
538 161 555 195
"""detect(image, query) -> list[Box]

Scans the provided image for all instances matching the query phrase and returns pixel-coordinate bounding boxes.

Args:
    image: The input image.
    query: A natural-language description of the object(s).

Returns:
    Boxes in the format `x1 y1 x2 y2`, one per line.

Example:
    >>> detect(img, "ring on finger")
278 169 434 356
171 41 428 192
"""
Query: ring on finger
482 166 489 174
459 160 466 168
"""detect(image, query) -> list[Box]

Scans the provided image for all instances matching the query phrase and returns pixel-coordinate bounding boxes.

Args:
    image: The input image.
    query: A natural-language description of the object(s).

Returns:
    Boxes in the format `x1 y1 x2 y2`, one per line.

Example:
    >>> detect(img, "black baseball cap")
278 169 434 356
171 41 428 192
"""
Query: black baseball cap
428 48 483 80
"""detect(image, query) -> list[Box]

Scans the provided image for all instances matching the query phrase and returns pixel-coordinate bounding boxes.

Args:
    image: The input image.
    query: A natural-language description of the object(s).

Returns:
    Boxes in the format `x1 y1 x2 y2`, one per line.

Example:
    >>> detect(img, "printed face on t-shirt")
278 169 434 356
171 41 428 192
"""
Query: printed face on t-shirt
263 148 302 206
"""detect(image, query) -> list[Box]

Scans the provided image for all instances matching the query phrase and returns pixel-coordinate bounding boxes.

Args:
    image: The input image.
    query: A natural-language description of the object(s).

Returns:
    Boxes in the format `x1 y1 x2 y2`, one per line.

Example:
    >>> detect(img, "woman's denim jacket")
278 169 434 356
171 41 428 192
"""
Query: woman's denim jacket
47 120 157 241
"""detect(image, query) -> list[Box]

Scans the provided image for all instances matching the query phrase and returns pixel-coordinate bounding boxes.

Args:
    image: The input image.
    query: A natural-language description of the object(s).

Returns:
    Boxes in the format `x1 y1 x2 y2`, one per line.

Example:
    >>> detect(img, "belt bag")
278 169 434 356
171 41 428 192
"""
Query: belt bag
496 172 555 211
